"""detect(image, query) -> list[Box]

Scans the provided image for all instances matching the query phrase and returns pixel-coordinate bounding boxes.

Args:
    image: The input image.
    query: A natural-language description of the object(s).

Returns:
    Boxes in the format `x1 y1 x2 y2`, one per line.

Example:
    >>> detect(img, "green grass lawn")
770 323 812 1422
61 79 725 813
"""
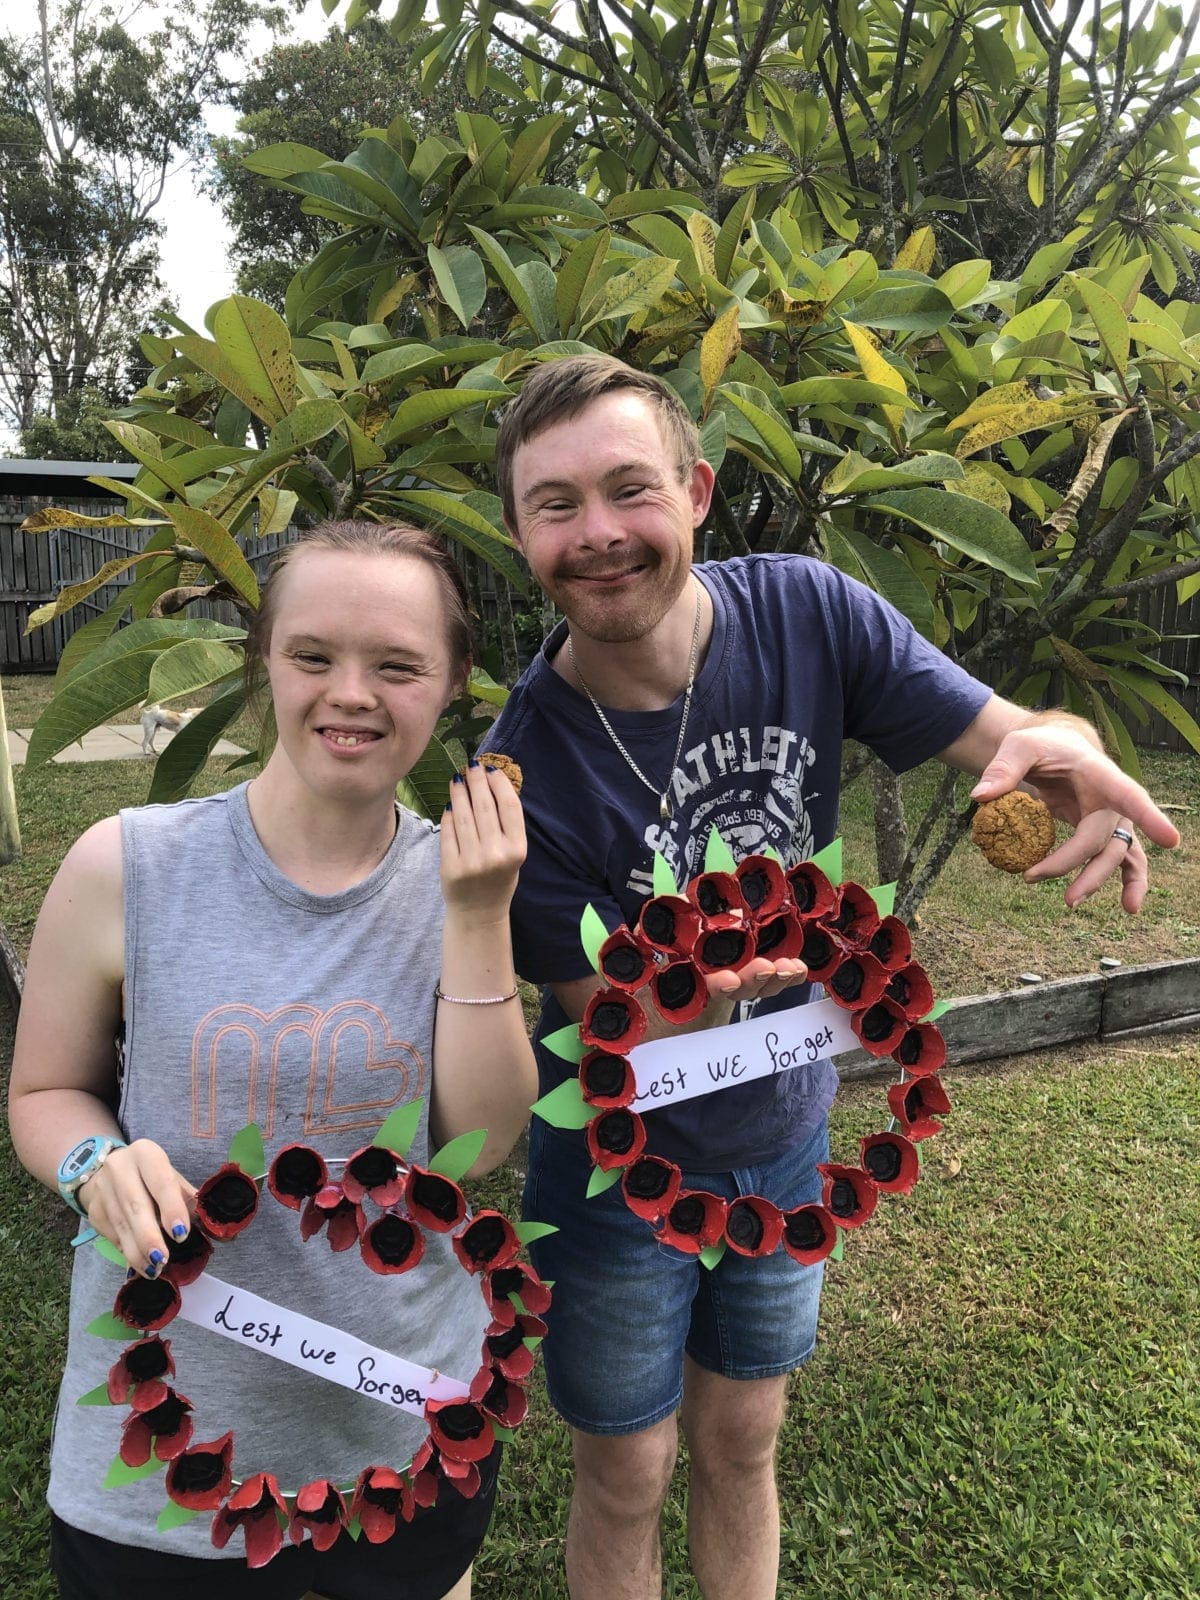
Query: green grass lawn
2 1017 1198 1599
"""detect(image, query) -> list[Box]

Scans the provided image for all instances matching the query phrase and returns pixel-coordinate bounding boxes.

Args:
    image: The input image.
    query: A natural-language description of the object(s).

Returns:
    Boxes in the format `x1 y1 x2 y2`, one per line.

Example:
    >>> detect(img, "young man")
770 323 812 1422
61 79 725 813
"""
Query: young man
482 354 1179 1600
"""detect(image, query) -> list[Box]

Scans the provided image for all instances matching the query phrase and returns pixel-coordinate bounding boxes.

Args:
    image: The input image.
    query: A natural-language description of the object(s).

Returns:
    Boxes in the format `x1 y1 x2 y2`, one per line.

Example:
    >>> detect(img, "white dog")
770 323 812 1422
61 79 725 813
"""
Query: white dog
140 704 201 755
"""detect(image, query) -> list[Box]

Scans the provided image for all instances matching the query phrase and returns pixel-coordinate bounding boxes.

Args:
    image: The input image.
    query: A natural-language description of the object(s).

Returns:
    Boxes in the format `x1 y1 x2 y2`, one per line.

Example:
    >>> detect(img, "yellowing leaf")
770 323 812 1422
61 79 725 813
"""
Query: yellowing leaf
945 461 1012 513
1069 274 1131 378
763 289 827 325
699 304 742 415
1042 408 1134 542
952 395 1101 459
842 319 906 442
895 226 935 274
686 212 718 280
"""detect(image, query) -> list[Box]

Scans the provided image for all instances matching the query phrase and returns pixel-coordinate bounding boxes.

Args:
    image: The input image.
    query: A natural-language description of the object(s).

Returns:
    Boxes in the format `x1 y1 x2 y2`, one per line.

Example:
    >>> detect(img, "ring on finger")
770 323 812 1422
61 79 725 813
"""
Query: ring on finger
1111 827 1134 848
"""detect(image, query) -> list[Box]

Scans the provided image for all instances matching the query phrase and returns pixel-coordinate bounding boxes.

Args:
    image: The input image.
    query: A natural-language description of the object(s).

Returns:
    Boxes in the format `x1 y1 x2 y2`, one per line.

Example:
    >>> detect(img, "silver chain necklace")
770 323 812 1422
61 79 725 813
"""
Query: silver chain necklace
566 581 703 823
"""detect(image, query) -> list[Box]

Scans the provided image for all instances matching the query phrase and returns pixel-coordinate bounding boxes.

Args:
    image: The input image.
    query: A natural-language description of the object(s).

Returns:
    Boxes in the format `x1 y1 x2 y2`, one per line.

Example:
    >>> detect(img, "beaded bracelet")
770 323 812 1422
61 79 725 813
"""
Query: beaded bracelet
434 986 520 1005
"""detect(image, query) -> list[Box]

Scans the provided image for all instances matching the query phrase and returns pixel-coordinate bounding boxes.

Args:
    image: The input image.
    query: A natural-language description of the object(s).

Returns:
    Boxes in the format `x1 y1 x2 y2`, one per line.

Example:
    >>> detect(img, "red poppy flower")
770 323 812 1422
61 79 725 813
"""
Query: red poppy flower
649 959 708 1023
114 1273 181 1333
409 1439 482 1506
360 1211 425 1275
482 1260 553 1321
785 860 837 920
453 1210 520 1275
211 1471 287 1568
825 949 888 1011
351 1464 413 1543
693 920 755 977
636 894 701 956
867 915 912 971
753 909 805 962
300 1183 365 1251
658 1189 728 1254
851 998 909 1057
426 1398 496 1463
580 987 648 1053
164 1431 233 1510
162 1227 212 1288
482 1317 544 1382
817 1163 879 1229
884 962 935 1021
586 1106 647 1171
798 922 844 983
827 881 882 947
686 870 748 920
579 1050 636 1109
860 1131 920 1195
119 1387 194 1466
892 1022 947 1078
107 1336 174 1406
403 1166 467 1233
887 1075 951 1141
289 1478 348 1551
267 1144 328 1211
621 1156 683 1222
724 1195 785 1258
597 928 655 993
781 1203 838 1266
341 1145 403 1207
194 1164 260 1241
735 855 789 921
469 1364 529 1427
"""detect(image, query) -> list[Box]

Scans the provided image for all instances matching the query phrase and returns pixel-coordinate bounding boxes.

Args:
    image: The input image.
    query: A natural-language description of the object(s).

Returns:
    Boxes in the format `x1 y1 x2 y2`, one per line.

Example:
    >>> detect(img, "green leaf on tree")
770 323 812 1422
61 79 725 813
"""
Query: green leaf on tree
704 827 737 873
532 1079 598 1130
580 904 608 973
227 1124 265 1179
373 1100 424 1156
428 1128 487 1181
586 1164 623 1198
541 1024 586 1063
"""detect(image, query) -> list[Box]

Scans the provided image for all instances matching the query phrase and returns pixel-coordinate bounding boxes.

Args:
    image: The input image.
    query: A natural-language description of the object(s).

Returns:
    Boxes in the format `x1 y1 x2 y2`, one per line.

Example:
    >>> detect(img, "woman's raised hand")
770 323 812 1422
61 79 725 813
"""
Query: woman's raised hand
78 1140 197 1280
439 759 527 917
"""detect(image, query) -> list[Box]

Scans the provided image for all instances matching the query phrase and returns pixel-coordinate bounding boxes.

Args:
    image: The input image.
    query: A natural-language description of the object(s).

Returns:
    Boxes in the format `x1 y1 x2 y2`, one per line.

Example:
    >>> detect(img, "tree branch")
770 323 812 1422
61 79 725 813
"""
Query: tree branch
1097 553 1200 601
488 24 607 91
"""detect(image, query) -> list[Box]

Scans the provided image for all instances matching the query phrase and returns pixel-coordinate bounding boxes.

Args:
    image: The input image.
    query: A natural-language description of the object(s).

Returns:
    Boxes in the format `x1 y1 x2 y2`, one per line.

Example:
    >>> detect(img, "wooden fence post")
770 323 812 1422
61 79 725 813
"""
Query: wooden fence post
0 675 21 863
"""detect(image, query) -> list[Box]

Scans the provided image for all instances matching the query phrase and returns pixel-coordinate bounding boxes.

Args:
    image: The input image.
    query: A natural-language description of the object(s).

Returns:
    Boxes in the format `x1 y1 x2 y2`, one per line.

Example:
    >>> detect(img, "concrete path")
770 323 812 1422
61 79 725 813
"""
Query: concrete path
7 725 244 765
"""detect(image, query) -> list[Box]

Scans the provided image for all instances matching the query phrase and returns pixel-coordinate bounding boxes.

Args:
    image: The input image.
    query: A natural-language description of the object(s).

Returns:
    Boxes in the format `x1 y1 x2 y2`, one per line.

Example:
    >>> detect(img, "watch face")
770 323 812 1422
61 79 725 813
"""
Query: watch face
61 1140 100 1181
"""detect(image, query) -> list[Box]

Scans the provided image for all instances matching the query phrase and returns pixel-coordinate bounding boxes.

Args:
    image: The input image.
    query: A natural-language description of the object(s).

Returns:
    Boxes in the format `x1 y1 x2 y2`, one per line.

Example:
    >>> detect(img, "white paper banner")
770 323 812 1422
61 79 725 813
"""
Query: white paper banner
177 1273 470 1417
628 993 859 1111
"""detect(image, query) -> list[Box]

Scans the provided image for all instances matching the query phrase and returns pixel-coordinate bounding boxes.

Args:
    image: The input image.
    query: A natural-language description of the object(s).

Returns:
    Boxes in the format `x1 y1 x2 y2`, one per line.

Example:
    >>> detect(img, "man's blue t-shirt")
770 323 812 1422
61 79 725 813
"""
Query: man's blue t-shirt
483 554 992 1171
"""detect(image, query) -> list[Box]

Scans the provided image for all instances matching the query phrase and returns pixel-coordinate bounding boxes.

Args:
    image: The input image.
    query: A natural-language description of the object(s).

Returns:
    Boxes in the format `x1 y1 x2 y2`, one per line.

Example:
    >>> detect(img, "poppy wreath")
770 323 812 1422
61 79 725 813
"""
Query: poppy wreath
79 1105 551 1568
534 831 952 1268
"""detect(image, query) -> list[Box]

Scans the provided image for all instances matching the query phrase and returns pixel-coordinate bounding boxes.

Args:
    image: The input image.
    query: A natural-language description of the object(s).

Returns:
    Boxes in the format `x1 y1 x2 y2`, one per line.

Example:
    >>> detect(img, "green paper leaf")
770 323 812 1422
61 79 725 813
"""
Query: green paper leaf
586 1164 623 1197
227 1123 265 1178
514 1221 558 1244
86 1313 137 1340
916 1141 924 1168
521 1334 544 1351
922 1000 952 1023
764 844 785 865
103 1454 164 1488
490 1423 516 1442
541 1023 586 1063
868 882 897 917
652 851 679 896
373 1100 423 1156
704 826 737 873
699 1241 727 1270
810 838 843 881
428 1128 487 1181
830 1229 845 1262
157 1501 200 1532
77 1382 116 1407
580 904 609 974
93 1236 127 1267
346 1515 363 1542
509 1292 529 1316
532 1078 598 1130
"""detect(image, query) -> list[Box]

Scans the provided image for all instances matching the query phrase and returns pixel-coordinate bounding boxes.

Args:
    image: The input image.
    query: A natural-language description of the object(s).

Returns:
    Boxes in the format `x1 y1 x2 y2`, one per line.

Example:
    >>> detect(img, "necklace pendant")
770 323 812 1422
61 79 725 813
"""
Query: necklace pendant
659 793 673 822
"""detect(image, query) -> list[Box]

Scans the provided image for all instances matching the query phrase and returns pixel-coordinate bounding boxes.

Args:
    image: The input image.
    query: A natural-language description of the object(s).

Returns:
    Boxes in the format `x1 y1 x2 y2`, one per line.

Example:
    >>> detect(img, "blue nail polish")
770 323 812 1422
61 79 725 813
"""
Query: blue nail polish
145 1263 158 1278
172 1223 188 1240
468 756 480 768
485 764 497 773
444 801 453 812
125 1267 137 1281
149 1248 165 1265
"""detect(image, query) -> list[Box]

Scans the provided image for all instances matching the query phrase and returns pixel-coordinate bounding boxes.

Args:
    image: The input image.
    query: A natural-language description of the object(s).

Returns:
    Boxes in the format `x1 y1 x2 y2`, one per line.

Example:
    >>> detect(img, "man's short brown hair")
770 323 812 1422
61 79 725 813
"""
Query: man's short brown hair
495 354 702 527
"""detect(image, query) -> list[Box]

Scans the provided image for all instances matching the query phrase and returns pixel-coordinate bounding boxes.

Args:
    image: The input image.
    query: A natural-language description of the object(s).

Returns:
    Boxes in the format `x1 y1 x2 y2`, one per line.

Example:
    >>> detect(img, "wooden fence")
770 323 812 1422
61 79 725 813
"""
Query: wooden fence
2 461 1197 750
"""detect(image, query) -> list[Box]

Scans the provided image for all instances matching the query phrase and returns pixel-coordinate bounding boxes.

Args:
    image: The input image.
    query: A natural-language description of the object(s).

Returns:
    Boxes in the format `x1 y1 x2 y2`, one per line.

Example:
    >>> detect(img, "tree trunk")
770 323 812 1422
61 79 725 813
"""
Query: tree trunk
870 757 907 885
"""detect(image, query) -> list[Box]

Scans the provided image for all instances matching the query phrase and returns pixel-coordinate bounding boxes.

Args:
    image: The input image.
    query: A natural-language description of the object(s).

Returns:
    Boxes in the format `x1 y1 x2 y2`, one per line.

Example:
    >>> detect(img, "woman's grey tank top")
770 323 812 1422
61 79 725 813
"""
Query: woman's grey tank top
48 783 490 1557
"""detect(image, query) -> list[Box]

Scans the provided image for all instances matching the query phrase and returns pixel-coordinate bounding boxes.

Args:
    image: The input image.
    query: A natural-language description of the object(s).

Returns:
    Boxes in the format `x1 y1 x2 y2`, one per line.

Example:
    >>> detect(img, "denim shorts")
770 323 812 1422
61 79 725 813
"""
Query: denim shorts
524 1117 830 1435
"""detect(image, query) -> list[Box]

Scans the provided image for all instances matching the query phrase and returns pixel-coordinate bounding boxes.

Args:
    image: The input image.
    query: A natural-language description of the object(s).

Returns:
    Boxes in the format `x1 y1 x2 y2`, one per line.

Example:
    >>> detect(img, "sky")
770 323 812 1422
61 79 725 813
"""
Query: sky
157 2 332 330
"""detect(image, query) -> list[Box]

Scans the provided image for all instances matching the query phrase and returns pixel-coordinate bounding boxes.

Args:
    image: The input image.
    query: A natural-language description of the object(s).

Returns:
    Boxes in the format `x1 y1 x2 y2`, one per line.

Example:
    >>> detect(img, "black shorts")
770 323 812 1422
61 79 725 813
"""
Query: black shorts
49 1447 500 1600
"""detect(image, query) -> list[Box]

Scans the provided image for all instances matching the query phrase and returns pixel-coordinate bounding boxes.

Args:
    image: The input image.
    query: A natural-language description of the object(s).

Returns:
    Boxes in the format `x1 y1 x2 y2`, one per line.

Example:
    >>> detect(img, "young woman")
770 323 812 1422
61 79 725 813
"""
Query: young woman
8 521 536 1600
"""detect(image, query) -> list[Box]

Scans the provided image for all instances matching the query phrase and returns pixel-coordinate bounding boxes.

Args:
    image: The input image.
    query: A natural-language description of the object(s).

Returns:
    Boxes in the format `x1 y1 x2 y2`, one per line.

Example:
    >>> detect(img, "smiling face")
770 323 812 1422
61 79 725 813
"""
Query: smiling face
507 391 714 645
262 549 461 805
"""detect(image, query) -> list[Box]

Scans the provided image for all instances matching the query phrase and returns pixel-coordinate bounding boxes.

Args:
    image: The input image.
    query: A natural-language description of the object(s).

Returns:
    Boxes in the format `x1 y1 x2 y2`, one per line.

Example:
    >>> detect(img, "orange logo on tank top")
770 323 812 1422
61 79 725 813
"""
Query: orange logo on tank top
190 1000 428 1140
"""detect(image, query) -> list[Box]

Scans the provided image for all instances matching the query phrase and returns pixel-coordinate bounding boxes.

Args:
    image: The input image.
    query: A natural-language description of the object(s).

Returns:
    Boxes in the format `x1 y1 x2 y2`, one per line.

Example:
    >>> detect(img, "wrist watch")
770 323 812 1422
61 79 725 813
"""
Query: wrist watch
56 1135 127 1216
